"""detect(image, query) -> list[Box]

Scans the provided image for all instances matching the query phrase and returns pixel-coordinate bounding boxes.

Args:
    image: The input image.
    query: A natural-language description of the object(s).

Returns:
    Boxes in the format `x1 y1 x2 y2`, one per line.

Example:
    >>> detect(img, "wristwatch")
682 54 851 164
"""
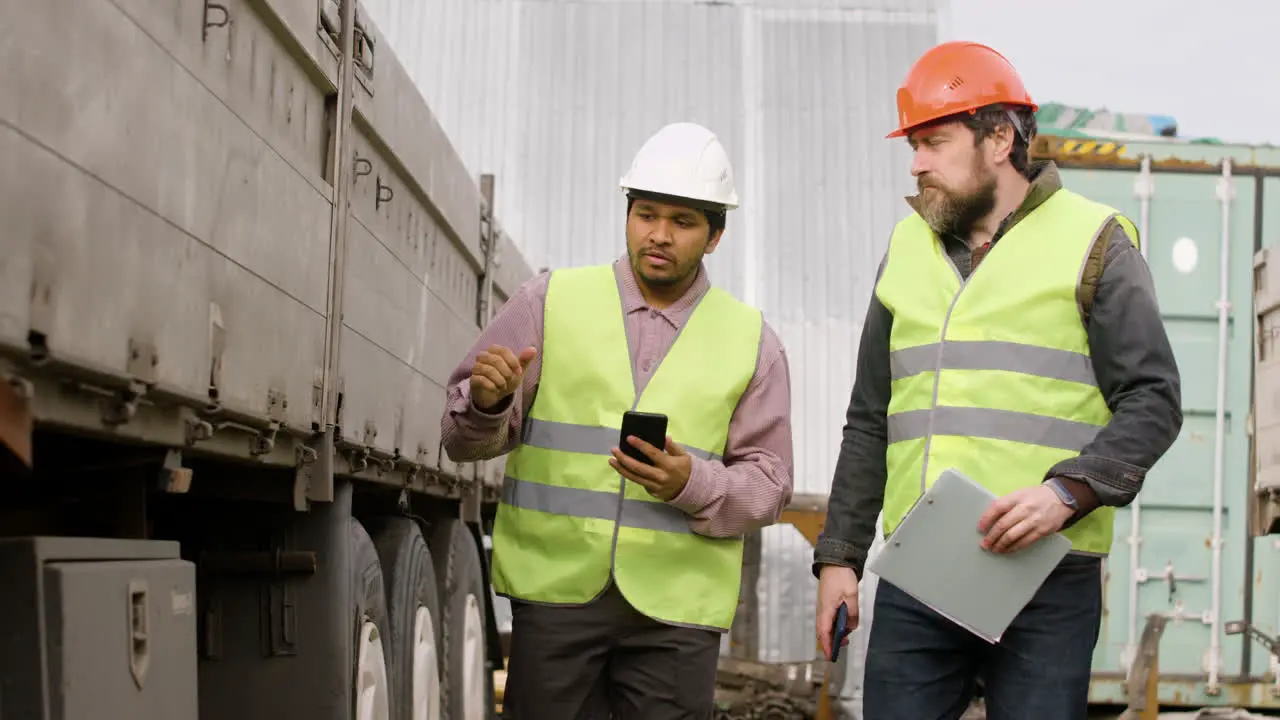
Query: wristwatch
1045 477 1079 511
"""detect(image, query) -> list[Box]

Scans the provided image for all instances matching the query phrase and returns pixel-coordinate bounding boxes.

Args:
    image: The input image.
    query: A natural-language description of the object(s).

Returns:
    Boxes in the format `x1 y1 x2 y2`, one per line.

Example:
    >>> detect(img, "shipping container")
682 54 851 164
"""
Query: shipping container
1036 101 1180 139
1043 133 1280 709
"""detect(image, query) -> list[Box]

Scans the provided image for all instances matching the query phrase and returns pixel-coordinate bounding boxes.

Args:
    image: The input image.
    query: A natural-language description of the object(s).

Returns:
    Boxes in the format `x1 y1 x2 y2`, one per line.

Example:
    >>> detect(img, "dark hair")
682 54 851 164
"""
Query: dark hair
961 105 1038 177
626 193 727 236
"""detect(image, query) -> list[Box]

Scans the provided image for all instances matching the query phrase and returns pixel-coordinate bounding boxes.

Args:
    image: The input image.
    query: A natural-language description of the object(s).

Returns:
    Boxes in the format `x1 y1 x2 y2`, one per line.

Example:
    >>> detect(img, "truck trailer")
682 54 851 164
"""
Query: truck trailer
0 0 532 718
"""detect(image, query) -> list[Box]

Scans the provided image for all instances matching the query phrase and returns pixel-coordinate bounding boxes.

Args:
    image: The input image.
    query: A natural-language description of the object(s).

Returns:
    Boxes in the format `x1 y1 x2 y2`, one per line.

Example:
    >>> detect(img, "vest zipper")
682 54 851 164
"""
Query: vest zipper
607 272 708 583
918 237 999 495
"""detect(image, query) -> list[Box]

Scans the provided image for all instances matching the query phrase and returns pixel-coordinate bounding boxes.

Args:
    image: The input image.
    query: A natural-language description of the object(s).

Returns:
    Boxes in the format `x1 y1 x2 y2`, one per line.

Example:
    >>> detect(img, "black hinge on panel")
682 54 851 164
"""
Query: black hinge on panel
319 0 341 45
259 532 301 658
352 9 375 78
261 580 299 657
201 590 223 661
103 339 157 427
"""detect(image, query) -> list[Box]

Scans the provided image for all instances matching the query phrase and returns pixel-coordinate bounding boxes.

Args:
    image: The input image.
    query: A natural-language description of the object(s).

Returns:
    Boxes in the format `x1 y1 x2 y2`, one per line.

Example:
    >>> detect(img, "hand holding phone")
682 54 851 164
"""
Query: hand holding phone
829 602 854 662
816 565 859 660
610 411 693 502
618 411 668 466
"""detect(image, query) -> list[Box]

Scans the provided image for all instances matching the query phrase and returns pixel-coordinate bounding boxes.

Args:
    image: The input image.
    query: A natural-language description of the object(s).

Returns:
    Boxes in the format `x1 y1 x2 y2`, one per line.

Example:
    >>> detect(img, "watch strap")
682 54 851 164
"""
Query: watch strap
1045 477 1078 509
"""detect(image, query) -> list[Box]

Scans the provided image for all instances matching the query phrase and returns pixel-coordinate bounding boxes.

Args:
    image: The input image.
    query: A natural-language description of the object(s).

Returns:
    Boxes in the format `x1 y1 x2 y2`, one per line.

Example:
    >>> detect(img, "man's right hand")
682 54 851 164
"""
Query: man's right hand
470 345 538 412
816 565 860 660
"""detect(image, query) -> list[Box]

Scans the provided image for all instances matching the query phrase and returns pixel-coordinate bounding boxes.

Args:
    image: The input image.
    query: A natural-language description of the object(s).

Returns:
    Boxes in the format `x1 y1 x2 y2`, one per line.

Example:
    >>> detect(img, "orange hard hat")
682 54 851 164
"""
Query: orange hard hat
887 41 1038 139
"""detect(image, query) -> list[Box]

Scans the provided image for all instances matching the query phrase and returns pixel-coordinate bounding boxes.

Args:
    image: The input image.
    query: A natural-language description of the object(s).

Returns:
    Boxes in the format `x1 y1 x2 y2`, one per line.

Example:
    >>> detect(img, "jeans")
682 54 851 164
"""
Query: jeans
863 554 1103 720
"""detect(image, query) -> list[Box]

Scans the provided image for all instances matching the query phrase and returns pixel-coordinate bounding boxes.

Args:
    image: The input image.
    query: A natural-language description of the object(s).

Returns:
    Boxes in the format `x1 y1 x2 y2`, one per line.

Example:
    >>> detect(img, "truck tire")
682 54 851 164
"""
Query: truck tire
352 518 393 720
429 518 496 720
371 516 444 720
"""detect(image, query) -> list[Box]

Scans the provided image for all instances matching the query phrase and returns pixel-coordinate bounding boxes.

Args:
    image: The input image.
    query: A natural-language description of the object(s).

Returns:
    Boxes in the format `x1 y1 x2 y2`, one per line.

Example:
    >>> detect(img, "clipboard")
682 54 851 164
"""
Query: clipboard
865 467 1071 643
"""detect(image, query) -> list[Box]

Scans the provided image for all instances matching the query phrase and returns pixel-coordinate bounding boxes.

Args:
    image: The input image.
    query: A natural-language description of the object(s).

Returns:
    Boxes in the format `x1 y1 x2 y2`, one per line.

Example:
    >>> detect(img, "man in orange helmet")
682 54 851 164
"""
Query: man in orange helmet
813 41 1183 718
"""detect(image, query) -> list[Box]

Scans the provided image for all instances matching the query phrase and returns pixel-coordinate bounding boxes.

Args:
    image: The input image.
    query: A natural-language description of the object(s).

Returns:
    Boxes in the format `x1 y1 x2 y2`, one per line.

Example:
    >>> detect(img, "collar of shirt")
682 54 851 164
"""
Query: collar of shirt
612 255 710 328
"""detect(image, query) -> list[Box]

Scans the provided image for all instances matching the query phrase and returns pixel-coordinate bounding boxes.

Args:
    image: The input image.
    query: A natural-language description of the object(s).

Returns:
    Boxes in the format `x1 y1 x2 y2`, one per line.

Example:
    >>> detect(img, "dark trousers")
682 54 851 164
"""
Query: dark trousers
501 583 721 720
863 554 1103 720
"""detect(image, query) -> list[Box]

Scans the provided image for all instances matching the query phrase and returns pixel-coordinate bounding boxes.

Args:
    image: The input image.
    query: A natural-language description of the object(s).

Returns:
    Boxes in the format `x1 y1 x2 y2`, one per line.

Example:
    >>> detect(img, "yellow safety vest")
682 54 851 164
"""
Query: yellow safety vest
490 263 763 631
875 188 1139 556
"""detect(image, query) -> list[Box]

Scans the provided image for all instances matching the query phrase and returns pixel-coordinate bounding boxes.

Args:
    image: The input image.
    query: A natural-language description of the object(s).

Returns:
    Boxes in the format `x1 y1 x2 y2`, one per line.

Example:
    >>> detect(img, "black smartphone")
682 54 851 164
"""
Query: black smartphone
829 601 853 662
619 411 668 466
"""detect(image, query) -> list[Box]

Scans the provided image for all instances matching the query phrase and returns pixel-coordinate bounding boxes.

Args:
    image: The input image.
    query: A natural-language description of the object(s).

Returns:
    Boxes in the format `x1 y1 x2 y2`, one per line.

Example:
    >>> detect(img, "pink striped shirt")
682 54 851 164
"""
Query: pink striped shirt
440 256 794 538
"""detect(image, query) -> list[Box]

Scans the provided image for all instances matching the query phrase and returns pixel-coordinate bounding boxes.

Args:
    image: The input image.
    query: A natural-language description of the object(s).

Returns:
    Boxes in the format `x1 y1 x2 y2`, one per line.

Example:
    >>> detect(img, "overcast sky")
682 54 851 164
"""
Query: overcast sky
942 0 1277 146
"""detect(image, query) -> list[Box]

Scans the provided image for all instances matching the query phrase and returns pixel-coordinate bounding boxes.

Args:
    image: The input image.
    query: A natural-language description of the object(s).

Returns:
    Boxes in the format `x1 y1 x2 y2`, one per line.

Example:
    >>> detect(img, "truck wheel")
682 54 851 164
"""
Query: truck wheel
352 518 393 720
429 518 494 720
371 516 444 720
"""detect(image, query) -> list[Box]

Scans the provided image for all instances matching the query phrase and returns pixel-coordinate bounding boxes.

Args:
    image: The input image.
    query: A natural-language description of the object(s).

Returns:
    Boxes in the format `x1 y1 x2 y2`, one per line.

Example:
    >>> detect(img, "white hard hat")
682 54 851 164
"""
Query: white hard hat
619 122 739 210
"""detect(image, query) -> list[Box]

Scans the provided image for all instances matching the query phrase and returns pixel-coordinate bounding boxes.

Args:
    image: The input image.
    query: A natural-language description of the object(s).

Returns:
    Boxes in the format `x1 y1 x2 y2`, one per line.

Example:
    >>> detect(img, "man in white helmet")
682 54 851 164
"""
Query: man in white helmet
441 121 795 718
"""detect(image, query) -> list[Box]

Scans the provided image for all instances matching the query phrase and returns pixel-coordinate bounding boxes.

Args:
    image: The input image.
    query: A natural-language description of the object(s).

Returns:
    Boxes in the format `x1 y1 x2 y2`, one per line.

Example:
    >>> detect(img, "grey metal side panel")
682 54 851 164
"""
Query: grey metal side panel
345 3 534 304
0 126 329 432
111 0 338 192
336 295 465 464
45 559 198 720
0 0 333 432
255 0 345 81
0 0 535 488
349 11 485 278
337 119 489 464
0 538 186 720
332 9 533 488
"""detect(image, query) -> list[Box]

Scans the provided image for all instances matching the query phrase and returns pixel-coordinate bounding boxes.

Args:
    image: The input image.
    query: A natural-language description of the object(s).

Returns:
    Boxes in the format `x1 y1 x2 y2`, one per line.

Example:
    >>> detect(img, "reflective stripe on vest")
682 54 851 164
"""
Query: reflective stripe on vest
489 263 762 631
519 417 724 462
875 188 1139 557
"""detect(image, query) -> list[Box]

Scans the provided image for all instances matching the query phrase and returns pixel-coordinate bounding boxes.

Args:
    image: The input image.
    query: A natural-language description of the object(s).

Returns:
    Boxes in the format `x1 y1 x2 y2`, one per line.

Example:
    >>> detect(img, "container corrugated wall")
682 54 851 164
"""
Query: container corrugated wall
362 0 939 672
1042 137 1280 709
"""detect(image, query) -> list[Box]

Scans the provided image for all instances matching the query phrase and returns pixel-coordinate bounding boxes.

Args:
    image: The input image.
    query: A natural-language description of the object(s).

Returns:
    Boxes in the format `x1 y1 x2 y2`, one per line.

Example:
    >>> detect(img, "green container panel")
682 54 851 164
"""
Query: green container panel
1267 177 1280 247
1057 161 1280 707
1254 174 1280 679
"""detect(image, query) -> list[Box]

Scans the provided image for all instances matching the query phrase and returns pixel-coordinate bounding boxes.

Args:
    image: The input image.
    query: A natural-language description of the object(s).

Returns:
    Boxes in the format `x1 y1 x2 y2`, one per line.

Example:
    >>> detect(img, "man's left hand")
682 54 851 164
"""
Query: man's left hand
977 484 1075 554
609 435 692 501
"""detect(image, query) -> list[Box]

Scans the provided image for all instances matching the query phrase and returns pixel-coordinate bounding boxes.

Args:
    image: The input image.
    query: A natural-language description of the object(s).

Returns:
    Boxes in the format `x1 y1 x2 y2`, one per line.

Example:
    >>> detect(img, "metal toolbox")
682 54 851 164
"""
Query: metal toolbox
0 536 197 720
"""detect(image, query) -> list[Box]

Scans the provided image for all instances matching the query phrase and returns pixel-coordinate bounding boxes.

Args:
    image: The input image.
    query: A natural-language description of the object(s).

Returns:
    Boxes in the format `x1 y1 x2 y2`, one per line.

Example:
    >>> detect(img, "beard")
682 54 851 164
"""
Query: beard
916 162 998 238
628 246 702 287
